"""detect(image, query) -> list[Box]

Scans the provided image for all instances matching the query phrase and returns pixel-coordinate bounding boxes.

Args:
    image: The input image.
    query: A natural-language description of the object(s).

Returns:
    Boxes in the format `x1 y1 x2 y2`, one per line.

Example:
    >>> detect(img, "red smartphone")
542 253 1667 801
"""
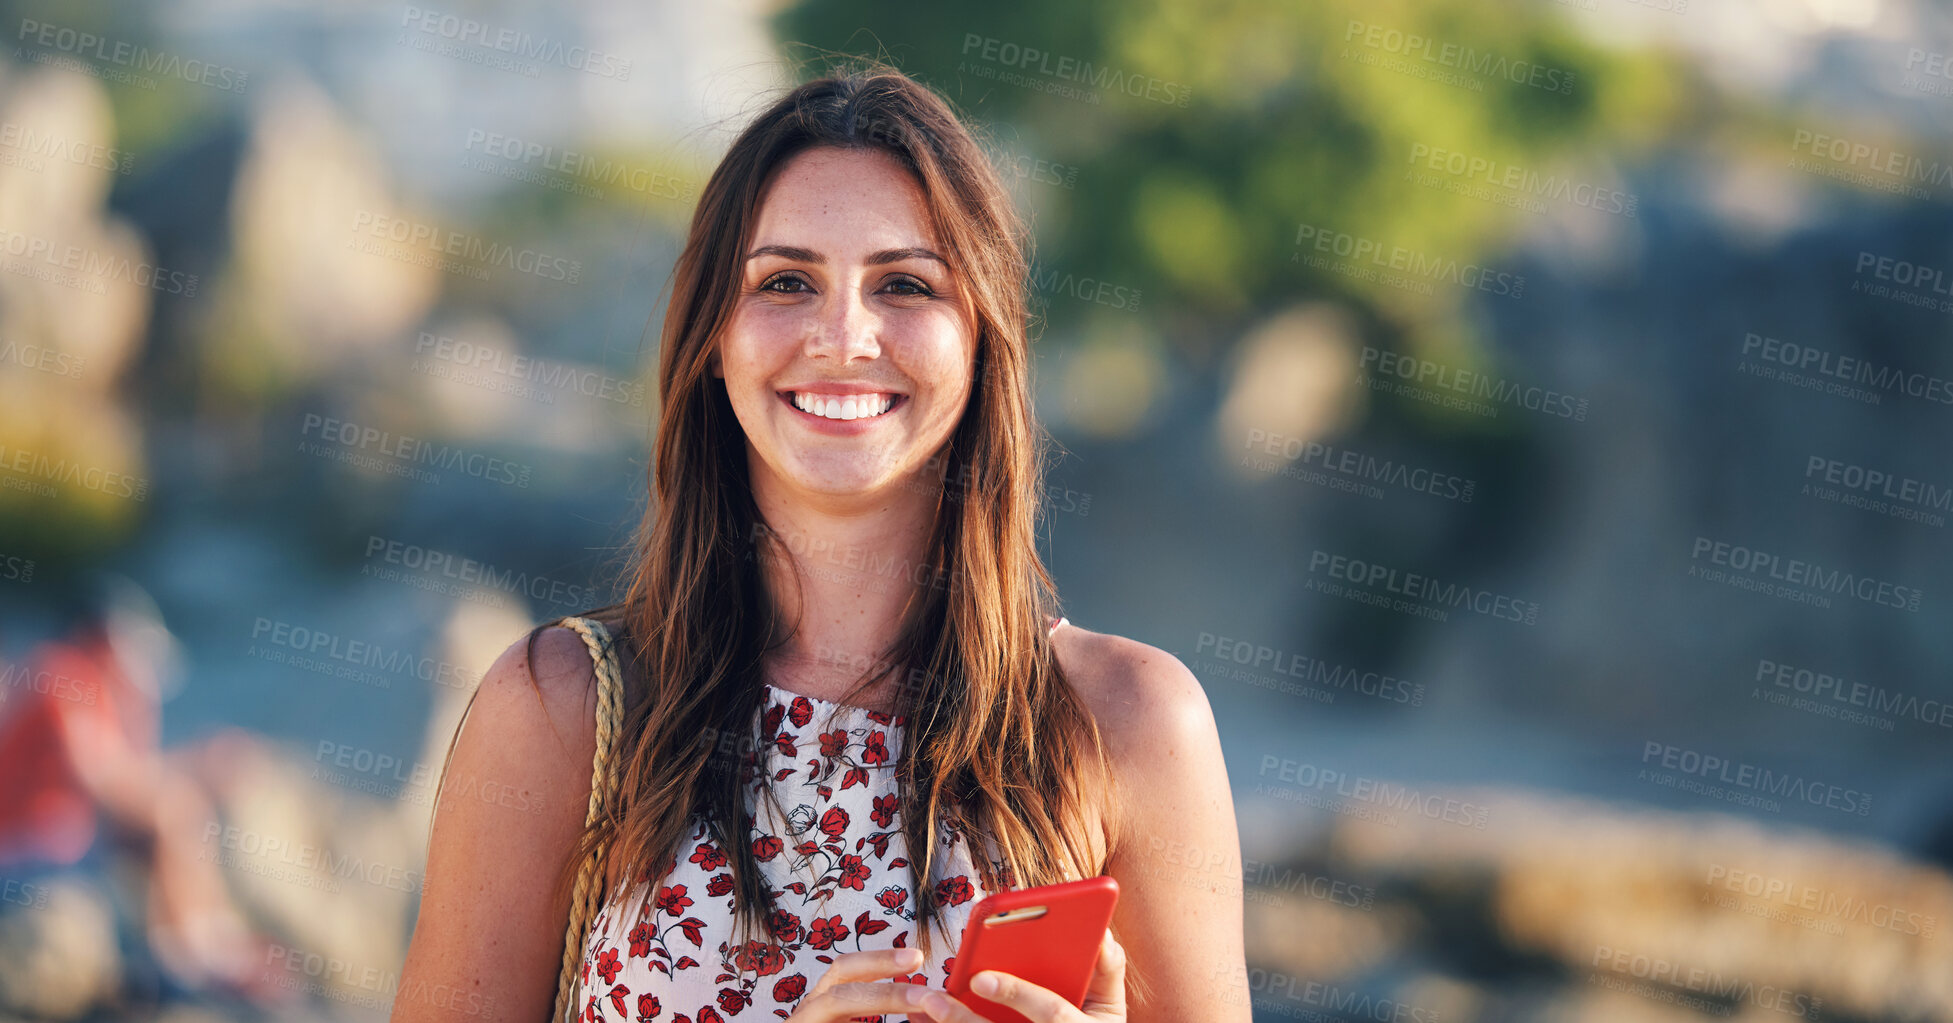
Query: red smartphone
943 875 1119 1023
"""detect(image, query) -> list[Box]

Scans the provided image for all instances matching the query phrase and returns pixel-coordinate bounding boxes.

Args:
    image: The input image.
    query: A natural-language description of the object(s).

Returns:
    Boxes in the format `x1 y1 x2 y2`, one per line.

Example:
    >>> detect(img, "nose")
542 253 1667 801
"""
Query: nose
802 286 881 364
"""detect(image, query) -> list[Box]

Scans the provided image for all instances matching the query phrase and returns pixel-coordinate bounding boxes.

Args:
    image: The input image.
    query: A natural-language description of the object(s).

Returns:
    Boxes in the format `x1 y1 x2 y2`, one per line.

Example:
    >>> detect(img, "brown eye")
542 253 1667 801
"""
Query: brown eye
884 275 932 296
760 272 811 293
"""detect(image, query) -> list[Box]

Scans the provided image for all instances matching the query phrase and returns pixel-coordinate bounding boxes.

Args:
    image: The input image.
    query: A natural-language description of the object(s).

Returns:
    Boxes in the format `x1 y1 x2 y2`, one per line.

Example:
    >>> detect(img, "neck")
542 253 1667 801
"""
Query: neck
749 458 942 695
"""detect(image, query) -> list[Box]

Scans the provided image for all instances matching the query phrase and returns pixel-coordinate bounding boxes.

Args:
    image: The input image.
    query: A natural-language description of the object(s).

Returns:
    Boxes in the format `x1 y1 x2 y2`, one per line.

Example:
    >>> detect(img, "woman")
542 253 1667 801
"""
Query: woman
392 63 1248 1023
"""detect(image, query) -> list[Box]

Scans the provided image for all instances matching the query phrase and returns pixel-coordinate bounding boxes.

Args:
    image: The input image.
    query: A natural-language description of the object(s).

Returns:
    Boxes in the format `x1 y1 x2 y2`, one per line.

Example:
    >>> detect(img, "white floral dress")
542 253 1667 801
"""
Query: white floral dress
575 618 1069 1022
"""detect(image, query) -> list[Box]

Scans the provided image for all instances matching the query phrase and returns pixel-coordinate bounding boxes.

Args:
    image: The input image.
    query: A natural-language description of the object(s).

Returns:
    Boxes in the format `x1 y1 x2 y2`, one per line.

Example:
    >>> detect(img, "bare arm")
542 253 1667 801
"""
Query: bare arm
390 625 601 1023
1098 643 1251 1023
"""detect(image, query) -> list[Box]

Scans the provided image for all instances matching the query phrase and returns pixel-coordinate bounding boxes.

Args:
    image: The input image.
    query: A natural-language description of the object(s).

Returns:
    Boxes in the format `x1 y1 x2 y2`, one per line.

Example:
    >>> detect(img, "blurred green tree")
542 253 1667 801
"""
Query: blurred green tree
771 0 1683 381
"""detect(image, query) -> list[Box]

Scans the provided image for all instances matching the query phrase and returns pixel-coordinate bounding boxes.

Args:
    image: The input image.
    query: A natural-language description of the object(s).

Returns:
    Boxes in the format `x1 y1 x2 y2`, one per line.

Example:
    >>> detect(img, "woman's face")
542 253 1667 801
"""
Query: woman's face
713 146 977 506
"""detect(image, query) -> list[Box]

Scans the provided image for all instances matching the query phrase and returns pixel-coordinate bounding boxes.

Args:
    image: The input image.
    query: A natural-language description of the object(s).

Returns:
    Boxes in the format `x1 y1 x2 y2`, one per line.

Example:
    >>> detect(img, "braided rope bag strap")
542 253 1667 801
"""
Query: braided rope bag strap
551 616 627 1023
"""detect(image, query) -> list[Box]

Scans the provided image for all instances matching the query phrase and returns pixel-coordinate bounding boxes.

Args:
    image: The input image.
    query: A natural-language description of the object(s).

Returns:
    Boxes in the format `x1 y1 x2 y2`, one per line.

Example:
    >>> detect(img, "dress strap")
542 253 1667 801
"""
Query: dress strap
550 616 626 1023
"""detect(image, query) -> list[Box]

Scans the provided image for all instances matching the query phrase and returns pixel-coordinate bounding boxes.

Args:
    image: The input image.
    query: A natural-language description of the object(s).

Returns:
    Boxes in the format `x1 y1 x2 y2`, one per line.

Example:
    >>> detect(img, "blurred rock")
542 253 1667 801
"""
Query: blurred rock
184 729 420 1014
0 63 157 556
0 874 119 1019
1247 788 1953 1022
205 74 439 393
1215 302 1366 485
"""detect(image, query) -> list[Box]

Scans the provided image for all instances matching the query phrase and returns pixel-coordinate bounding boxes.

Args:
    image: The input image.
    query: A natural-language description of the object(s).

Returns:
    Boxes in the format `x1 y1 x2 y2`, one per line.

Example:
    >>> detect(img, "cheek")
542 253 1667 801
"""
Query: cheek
719 311 799 382
897 317 976 394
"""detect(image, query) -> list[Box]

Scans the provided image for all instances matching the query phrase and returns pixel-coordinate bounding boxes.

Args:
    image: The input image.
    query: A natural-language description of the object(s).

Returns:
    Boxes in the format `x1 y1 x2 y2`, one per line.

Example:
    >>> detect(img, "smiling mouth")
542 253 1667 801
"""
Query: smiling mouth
778 391 906 421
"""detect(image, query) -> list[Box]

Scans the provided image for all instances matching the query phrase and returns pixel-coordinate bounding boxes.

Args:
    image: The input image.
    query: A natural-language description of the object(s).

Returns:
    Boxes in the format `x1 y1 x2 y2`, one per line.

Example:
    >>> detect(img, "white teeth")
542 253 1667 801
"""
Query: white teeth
791 392 895 420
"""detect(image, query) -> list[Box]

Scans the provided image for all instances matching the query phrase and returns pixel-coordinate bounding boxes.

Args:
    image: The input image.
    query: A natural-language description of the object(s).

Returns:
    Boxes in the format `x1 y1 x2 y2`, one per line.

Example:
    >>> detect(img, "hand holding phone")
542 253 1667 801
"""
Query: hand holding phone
935 875 1122 1023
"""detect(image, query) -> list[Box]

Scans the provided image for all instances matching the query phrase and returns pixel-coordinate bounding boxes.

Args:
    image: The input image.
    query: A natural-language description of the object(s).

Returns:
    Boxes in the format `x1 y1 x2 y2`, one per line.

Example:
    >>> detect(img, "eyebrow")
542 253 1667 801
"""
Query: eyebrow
744 244 949 268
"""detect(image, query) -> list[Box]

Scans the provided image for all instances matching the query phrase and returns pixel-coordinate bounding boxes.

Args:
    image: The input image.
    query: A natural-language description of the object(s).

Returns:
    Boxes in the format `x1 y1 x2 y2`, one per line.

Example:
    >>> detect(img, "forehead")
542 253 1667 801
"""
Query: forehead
752 147 939 250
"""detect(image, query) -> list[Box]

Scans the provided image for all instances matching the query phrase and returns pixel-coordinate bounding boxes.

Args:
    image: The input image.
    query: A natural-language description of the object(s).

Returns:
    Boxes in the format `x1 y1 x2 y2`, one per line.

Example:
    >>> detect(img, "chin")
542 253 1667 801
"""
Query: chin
778 458 890 495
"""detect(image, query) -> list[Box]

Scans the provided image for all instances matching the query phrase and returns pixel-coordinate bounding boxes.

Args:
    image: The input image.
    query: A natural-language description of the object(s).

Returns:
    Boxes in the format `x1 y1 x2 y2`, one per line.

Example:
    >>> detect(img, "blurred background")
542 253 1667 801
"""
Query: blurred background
2 0 1951 1020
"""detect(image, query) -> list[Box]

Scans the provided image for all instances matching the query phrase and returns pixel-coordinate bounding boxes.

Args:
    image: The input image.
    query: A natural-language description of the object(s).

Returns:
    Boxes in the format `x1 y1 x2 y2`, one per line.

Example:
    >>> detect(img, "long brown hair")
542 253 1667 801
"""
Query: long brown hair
440 59 1142 1006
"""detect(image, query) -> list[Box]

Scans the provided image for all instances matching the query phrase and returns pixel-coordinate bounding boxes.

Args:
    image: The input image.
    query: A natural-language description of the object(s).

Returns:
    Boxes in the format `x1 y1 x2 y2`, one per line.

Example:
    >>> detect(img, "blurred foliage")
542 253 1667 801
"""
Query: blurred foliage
772 0 1690 373
5 0 212 156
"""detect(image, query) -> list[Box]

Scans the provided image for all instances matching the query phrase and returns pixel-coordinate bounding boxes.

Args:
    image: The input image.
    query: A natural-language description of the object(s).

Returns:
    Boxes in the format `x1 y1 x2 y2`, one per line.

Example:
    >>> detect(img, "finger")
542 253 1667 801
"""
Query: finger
969 970 1076 1020
1081 928 1128 1009
917 990 992 1022
808 948 927 996
799 980 934 1021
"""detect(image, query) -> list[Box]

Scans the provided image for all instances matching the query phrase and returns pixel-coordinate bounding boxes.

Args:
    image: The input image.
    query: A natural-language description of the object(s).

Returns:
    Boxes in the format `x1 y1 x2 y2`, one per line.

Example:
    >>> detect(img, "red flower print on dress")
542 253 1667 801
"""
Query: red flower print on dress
936 875 974 907
841 854 874 891
766 908 803 942
656 884 693 916
870 793 898 828
732 939 788 976
858 830 894 860
630 921 653 957
772 973 807 1003
805 915 849 950
690 842 727 872
577 683 1012 1019
678 918 708 946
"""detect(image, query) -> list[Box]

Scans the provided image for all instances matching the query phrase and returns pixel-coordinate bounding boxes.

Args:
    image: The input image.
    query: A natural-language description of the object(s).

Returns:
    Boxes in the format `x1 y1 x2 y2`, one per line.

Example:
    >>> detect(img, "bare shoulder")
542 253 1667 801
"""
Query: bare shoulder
388 622 605 1023
486 622 606 759
1050 621 1224 868
450 622 607 798
1051 620 1215 754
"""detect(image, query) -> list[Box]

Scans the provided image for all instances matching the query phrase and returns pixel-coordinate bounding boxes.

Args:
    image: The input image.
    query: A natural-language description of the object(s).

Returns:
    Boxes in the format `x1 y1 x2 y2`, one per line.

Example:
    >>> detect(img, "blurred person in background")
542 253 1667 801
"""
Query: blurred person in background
0 578 284 1009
